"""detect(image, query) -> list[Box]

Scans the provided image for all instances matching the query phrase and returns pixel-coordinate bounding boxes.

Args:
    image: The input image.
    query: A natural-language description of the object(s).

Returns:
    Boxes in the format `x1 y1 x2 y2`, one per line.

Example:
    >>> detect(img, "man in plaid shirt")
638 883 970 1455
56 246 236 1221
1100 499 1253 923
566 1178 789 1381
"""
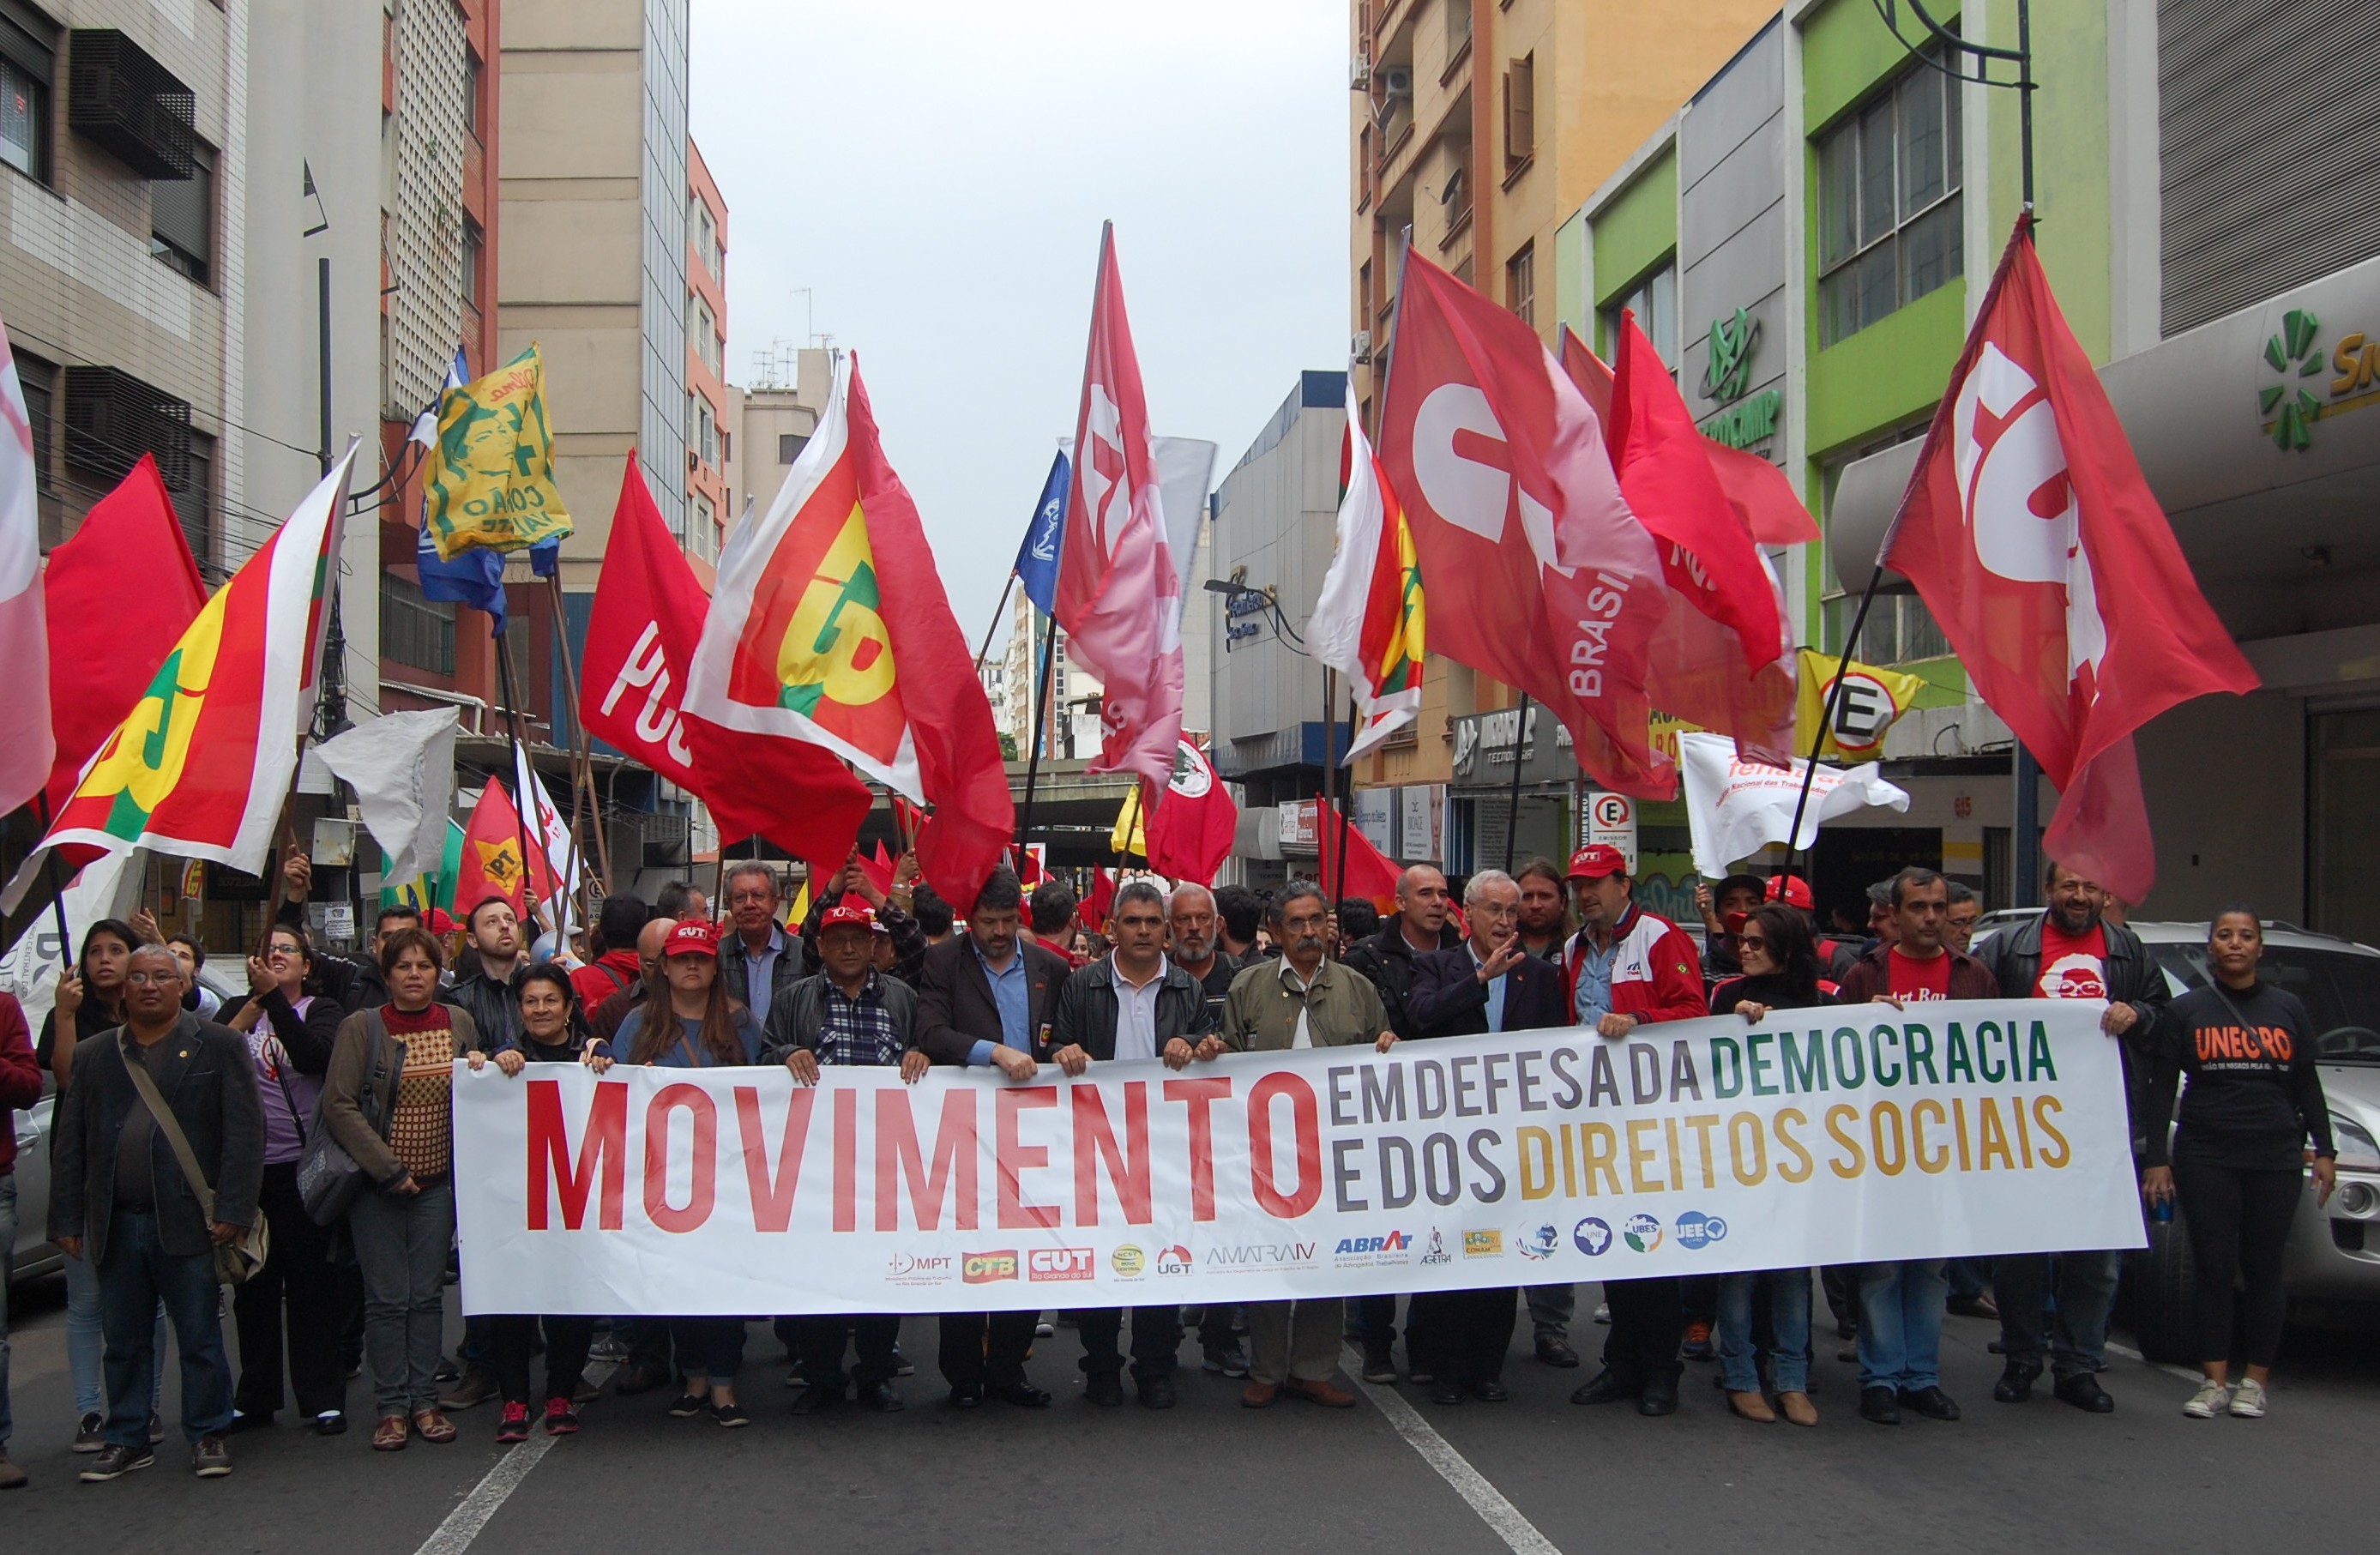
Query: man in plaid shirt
762 901 926 1413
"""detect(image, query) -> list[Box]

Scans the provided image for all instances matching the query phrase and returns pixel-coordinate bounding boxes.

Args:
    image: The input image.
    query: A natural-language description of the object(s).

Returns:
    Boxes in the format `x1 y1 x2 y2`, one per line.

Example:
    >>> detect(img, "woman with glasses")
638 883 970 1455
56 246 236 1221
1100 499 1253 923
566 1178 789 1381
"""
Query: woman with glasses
1706 902 1835 1426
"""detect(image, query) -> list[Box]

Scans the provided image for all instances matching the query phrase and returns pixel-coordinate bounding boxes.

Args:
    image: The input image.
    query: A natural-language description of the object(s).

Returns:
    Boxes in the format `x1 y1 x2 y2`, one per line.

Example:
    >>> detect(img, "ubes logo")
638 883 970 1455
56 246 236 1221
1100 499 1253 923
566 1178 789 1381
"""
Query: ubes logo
1675 1211 1728 1251
1623 1213 1664 1254
1462 1230 1503 1258
1111 1245 1147 1278
1573 1217 1613 1257
962 1251 1018 1284
1029 1248 1096 1282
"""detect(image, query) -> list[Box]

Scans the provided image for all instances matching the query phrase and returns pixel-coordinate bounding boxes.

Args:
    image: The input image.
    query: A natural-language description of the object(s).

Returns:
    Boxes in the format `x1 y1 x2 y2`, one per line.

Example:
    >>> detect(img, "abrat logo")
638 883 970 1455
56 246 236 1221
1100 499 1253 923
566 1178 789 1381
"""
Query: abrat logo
961 1251 1018 1284
1515 1223 1561 1262
1622 1213 1664 1254
1154 1245 1194 1276
1674 1211 1729 1251
1419 1229 1454 1266
1573 1217 1614 1257
1028 1248 1096 1283
1334 1230 1414 1268
1111 1245 1147 1278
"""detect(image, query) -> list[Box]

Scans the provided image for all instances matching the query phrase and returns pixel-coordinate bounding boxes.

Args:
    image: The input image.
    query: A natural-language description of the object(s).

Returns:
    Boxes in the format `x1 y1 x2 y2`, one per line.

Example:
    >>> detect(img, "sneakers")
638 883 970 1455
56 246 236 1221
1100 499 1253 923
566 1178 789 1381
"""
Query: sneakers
0 1449 26 1490
73 1412 105 1453
545 1399 581 1436
711 1401 752 1428
191 1433 232 1478
79 1443 154 1482
1359 1339 1398 1385
2182 1378 2231 1419
496 1401 532 1444
1202 1341 1250 1378
1681 1321 1715 1360
2229 1377 2269 1418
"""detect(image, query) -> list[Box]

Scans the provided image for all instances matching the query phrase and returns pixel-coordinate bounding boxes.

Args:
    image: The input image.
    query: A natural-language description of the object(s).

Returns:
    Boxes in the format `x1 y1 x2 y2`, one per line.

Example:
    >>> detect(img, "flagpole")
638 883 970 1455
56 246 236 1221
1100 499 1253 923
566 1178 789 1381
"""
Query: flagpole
1503 695 1529 875
1318 668 1340 898
543 571 615 895
491 622 546 937
1335 687 1359 908
1016 607 1057 868
31 793 74 969
974 573 1017 672
1781 569 1887 888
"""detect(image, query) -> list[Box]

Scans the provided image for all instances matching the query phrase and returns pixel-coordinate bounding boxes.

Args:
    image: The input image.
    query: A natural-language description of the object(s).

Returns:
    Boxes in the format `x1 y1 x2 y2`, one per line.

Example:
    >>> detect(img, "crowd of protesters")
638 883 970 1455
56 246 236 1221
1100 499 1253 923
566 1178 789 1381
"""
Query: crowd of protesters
0 838 2338 1487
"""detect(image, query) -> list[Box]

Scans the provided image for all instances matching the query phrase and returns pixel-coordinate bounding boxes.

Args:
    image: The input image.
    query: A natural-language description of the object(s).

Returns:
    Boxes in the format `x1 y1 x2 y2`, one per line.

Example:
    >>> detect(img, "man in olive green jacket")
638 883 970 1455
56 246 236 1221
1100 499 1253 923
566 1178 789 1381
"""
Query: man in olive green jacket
1220 883 1397 1410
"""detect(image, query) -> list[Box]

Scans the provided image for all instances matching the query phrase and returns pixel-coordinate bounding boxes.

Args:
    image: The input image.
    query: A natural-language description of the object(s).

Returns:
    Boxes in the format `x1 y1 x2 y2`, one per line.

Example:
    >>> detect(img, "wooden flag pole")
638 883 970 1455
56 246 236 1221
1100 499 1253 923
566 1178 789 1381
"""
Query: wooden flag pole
543 571 615 895
491 624 549 937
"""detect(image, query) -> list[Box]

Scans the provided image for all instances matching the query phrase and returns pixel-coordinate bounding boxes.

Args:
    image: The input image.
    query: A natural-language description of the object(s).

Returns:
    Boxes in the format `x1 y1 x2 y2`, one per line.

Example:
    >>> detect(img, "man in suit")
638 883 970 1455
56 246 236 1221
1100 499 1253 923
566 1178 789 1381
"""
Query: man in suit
1401 870 1568 1407
1045 879 1221 1409
51 945 263 1481
914 869 1067 1408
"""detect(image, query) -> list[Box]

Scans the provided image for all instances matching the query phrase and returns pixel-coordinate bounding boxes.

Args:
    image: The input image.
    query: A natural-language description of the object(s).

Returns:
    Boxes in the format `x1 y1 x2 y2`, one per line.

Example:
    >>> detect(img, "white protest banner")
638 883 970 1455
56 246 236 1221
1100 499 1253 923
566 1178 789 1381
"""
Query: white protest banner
316 707 458 885
1678 729 1910 877
455 1004 2142 1317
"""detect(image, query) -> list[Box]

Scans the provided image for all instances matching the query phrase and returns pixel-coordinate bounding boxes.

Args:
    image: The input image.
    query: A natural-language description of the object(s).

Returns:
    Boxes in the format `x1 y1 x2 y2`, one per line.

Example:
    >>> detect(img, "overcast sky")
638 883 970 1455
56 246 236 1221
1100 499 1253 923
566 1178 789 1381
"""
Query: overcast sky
690 0 1349 648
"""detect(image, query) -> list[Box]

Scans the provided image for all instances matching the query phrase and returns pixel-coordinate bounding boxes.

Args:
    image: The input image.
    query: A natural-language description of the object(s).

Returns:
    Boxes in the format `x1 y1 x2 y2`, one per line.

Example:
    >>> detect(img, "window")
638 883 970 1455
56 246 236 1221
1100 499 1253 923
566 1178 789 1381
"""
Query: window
777 431 806 464
463 48 482 137
381 572 455 677
172 428 214 569
460 216 482 309
691 296 719 375
718 429 730 466
1505 241 1534 328
1603 262 1677 369
1446 0 1471 57
1503 54 1533 168
1817 51 1962 346
698 402 715 467
149 141 214 282
0 1 53 182
15 347 50 491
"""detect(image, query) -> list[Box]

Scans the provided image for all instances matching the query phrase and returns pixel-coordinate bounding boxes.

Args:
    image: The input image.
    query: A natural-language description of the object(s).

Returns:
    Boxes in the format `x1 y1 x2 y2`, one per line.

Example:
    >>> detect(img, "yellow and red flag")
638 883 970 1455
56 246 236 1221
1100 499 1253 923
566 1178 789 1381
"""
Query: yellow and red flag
685 352 1013 911
1312 387 1424 762
3 452 357 909
452 776 561 919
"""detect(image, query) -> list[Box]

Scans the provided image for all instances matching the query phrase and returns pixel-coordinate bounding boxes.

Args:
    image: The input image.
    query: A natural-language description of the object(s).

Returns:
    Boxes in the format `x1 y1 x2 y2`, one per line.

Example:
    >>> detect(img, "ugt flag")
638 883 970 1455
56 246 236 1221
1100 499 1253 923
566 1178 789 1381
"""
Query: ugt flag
685 352 1013 910
3 449 359 910
1883 215 2257 901
1013 450 1069 617
1311 385 1425 763
422 345 573 562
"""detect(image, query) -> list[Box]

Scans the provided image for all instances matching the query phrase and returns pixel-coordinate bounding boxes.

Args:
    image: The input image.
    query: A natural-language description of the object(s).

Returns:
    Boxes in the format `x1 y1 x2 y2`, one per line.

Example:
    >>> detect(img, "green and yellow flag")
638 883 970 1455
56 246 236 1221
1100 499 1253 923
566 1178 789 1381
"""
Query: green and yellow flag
422 345 572 561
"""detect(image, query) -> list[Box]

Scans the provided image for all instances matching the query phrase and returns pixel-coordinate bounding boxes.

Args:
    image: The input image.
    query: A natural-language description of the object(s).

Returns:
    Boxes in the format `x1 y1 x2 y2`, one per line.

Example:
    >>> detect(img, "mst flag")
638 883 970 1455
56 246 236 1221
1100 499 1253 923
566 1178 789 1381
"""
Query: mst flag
1313 386 1425 763
1052 226 1185 794
422 345 573 562
582 459 872 868
1379 253 1673 798
1111 739 1238 886
1883 217 2258 901
5 451 358 908
686 354 1012 908
0 310 51 815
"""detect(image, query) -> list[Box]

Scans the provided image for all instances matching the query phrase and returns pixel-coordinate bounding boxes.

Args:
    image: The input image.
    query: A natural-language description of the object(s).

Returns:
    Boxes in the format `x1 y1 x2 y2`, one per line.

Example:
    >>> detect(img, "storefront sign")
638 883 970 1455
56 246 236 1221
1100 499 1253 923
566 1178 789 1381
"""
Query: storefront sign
1399 784 1443 862
2260 306 2380 450
1277 799 1319 852
1696 305 1783 450
1449 707 1576 787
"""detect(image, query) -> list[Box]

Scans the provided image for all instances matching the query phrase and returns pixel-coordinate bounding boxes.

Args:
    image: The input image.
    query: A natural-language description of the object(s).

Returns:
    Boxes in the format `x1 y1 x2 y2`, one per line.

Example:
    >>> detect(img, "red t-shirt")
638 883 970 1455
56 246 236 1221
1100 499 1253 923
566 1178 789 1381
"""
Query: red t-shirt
1887 948 1955 1001
2035 922 2110 999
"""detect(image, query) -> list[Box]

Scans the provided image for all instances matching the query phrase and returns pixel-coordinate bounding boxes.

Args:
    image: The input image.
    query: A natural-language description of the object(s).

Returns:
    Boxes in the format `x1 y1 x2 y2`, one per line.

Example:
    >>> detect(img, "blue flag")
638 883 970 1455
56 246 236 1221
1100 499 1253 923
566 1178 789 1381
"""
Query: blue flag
1013 450 1069 617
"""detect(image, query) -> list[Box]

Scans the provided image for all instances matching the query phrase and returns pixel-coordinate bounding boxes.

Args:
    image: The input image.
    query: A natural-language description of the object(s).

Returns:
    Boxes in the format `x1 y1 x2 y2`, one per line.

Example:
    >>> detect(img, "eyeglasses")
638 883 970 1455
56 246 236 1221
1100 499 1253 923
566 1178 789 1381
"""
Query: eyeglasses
1738 935 1769 952
122 971 180 987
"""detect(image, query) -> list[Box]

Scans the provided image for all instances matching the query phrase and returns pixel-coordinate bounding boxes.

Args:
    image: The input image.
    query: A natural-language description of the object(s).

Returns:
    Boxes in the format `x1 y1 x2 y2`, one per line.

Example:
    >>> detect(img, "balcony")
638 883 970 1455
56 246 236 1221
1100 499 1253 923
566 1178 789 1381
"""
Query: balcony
67 29 196 181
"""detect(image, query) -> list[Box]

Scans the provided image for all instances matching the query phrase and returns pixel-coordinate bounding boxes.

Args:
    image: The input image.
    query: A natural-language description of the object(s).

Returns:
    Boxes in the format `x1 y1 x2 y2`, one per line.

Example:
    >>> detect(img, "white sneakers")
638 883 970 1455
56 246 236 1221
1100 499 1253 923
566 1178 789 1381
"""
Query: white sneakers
2183 1376 2269 1418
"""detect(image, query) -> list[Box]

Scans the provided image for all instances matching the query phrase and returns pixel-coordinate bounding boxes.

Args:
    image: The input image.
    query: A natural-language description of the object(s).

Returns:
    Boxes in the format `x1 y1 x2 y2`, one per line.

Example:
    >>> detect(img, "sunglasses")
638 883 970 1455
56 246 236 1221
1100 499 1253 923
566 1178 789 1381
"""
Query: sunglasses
1738 935 1769 952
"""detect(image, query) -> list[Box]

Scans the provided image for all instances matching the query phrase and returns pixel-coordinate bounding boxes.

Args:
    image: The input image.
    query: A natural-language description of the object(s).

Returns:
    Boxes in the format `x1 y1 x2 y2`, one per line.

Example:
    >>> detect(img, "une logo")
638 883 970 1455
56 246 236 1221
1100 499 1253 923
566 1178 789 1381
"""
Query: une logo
1573 1217 1613 1257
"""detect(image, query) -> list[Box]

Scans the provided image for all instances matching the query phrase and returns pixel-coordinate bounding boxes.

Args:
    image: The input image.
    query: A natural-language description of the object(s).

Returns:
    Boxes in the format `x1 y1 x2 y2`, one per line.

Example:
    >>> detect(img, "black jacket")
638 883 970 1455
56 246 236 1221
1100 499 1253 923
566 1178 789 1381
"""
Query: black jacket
914 935 1073 1066
1973 913 2167 1031
1405 944 1570 1038
796 889 928 987
718 925 804 1025
1342 921 1466 1040
1048 957 1217 1061
50 1013 265 1263
761 972 921 1061
449 964 525 1053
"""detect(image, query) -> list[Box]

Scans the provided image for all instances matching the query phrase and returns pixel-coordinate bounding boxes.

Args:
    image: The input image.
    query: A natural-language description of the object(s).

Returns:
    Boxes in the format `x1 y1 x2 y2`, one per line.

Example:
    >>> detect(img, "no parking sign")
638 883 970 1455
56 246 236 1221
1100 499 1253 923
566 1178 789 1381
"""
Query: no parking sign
1583 790 1636 871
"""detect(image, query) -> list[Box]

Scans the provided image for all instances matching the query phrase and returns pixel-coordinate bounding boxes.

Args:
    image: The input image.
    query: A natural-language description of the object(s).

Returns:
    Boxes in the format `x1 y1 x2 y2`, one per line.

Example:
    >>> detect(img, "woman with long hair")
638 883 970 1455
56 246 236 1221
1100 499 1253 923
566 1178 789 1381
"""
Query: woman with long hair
473 964 600 1440
590 920 762 1425
222 925 350 1435
38 919 159 1451
319 926 491 1451
2142 909 2336 1419
1707 901 1835 1427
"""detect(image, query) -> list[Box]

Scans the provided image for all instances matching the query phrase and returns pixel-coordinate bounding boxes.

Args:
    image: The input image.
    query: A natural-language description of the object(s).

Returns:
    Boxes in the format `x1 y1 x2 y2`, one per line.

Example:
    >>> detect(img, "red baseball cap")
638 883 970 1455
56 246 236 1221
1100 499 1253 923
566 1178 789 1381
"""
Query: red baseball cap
426 908 457 934
662 920 719 958
1566 845 1629 881
819 901 875 933
1764 875 1814 909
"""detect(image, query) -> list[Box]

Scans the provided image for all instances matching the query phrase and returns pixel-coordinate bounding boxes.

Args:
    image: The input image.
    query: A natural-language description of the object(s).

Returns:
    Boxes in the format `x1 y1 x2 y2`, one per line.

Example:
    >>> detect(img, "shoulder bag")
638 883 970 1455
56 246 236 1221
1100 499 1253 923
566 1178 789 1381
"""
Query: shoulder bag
296 1011 399 1227
119 1034 270 1285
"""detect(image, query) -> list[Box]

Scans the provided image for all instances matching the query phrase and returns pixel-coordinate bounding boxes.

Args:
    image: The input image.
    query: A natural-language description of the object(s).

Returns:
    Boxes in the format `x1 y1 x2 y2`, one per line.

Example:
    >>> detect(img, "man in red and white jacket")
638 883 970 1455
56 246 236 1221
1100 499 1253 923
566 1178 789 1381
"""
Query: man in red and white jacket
1558 845 1705 1421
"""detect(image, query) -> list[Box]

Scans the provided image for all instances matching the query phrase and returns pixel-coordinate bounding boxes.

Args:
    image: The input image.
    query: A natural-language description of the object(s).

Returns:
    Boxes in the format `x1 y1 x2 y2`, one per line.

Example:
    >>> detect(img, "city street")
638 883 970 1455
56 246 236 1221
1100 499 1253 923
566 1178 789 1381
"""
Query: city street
3 1279 2370 1552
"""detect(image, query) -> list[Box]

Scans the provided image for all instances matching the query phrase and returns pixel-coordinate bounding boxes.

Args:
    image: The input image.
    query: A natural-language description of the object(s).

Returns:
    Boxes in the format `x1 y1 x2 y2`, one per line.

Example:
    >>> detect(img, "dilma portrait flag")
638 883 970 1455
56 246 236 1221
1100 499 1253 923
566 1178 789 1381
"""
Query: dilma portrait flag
4 449 359 909
421 345 573 562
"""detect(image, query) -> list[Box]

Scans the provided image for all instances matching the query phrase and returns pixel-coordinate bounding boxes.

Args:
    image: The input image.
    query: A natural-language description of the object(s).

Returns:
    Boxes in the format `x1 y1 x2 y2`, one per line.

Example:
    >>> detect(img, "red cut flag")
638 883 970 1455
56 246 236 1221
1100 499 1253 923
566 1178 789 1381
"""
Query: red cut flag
454 777 533 916
1053 227 1185 794
1378 253 1674 798
685 355 1013 910
581 458 872 869
40 456 208 816
0 313 51 816
1705 440 1821 547
1883 216 2258 901
1317 808 1403 913
1142 741 1238 887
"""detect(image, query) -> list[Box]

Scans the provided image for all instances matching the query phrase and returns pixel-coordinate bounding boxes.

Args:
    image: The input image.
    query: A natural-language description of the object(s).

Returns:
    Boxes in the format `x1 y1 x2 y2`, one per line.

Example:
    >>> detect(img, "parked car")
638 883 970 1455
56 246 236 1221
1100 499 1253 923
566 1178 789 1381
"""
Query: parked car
2118 920 2380 1360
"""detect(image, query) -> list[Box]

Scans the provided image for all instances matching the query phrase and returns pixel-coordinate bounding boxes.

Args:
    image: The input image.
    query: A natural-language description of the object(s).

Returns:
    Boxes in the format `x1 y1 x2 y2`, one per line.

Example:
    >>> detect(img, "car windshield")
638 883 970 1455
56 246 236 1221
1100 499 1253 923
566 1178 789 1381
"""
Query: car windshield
2151 943 2380 1064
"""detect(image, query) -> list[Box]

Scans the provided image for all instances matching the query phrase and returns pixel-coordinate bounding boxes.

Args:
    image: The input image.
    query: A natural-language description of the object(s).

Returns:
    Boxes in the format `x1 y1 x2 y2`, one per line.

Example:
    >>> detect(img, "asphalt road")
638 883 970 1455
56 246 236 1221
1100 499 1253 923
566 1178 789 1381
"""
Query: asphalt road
3 1277 2371 1554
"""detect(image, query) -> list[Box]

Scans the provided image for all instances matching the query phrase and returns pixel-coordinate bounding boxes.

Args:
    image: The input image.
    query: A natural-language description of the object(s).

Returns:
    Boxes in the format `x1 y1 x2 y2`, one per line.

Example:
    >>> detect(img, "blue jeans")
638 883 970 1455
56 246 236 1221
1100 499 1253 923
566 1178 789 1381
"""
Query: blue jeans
64 1236 164 1422
1526 1282 1575 1341
1992 1251 2121 1378
1716 1269 1811 1394
1856 1259 1948 1392
0 1175 14 1447
99 1210 233 1447
669 1317 747 1385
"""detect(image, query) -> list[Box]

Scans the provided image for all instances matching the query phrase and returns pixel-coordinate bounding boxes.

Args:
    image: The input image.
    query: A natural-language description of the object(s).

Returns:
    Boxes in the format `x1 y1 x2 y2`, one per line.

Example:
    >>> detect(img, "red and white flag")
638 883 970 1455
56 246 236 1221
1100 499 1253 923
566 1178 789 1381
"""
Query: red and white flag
1378 253 1674 797
1884 216 2258 901
1313 386 1425 762
1142 740 1238 888
0 312 54 815
1053 226 1184 795
581 457 874 871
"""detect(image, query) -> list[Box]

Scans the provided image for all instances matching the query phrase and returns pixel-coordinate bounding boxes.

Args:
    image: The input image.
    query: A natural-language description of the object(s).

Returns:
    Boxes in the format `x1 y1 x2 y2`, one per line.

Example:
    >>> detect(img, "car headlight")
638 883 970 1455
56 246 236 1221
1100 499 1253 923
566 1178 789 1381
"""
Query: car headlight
2333 1117 2380 1174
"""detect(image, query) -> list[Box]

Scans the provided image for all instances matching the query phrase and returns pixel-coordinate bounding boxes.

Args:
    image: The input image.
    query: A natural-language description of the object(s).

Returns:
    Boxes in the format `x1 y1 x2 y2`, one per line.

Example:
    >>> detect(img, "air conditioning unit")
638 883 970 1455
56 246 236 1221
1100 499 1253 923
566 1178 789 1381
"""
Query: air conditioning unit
68 30 197 181
641 812 692 868
1350 55 1371 90
1378 66 1413 99
63 366 192 488
1351 330 1372 364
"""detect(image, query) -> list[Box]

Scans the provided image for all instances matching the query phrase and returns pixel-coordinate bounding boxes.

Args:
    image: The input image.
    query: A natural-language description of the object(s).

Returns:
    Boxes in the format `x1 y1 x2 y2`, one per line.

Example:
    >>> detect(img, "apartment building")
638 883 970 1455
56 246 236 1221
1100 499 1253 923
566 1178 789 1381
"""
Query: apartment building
684 135 725 567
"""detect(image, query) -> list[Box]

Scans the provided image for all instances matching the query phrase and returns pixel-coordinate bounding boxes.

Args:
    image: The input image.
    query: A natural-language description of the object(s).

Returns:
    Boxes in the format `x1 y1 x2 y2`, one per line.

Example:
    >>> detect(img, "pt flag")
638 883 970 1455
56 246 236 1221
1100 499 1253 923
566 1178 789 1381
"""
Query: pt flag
1053 226 1185 795
4 450 358 909
1883 217 2257 901
686 353 1012 909
1379 253 1673 798
39 457 208 820
581 458 872 867
1312 386 1425 763
422 345 573 562
452 1004 2138 1316
0 311 51 815
455 777 539 917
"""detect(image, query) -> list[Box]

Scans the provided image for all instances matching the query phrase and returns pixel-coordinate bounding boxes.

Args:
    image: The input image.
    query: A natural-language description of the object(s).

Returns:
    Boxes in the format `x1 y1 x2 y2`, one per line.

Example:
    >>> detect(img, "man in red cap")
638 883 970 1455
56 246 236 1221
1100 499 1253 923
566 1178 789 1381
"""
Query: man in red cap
1558 843 1706 1419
